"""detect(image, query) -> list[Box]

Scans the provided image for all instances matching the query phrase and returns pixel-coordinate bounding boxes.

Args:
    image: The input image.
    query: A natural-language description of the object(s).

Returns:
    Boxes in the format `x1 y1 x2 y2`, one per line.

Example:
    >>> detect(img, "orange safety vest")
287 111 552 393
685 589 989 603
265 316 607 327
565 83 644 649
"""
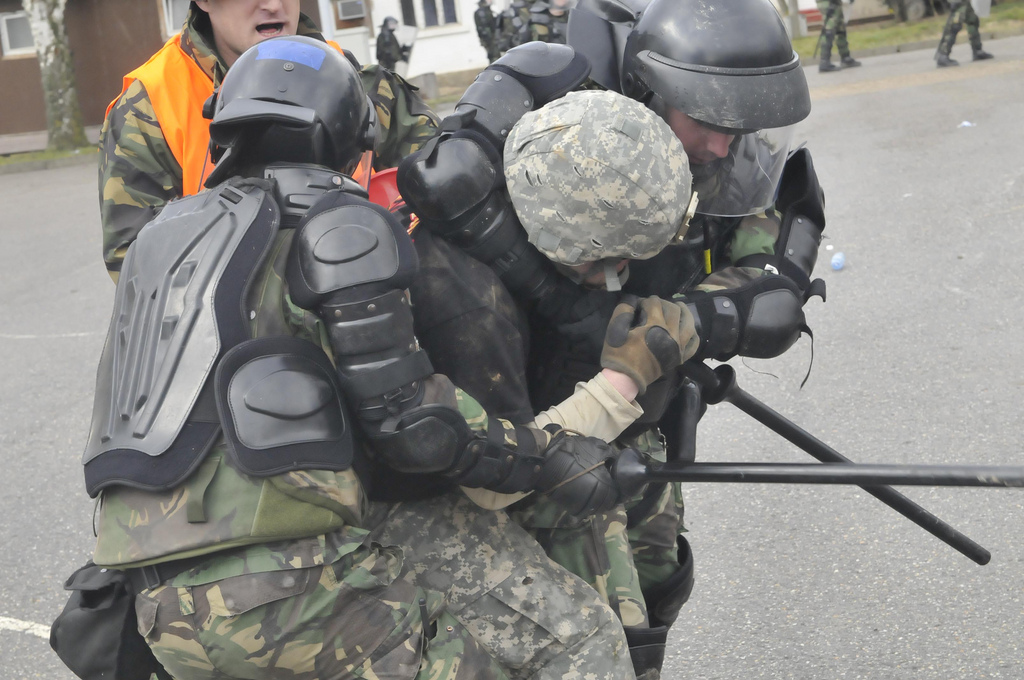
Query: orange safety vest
106 36 371 197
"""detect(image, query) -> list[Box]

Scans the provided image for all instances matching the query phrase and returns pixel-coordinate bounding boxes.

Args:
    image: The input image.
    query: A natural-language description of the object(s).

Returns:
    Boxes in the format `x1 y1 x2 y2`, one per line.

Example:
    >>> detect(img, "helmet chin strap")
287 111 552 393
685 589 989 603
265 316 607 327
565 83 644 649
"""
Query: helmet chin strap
553 259 630 291
603 260 623 292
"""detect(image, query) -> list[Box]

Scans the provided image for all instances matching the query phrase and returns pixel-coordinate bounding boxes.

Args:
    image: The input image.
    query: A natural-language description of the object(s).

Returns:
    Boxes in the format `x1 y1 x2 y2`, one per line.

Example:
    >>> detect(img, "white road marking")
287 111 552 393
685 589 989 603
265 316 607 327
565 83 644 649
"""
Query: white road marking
0 332 99 340
0 615 51 639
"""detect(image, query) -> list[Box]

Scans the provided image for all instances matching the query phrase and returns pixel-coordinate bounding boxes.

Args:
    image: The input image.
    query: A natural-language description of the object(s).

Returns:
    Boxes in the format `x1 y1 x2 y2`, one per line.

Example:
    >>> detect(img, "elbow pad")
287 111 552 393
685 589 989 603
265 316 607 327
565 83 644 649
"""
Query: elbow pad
684 275 807 362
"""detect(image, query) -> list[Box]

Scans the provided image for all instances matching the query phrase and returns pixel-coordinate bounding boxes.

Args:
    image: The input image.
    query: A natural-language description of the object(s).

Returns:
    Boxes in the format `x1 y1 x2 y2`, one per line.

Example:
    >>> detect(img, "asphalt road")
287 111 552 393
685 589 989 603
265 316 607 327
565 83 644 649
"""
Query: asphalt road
2 36 1023 680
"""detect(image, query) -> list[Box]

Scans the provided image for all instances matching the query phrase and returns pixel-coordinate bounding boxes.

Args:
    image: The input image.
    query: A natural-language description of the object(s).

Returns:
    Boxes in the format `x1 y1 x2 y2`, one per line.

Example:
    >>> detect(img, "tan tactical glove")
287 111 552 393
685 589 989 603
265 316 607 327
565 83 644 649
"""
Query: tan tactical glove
600 295 698 394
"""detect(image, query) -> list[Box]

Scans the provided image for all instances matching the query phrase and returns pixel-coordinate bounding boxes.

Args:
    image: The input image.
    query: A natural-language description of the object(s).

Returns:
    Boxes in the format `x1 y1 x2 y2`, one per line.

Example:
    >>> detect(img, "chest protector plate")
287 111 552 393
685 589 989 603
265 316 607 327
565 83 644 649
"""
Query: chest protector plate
83 182 281 496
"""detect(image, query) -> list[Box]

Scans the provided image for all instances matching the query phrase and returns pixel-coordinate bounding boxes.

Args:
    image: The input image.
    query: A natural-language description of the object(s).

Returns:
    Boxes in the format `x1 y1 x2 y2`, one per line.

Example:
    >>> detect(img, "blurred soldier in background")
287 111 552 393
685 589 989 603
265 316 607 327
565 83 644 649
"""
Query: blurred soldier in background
529 0 571 43
376 15 410 71
935 0 993 66
816 0 862 72
475 0 501 61
499 0 533 51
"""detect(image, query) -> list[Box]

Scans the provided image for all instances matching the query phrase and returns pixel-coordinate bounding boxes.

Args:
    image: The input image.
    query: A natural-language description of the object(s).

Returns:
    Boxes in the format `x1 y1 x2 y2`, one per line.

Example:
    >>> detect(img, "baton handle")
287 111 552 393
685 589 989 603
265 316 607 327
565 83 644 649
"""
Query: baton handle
679 363 992 565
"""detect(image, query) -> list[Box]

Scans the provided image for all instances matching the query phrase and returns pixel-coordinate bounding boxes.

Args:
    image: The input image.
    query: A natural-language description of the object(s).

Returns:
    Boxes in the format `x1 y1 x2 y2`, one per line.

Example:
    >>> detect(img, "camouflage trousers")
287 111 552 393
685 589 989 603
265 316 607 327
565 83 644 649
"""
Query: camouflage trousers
938 1 983 55
134 529 509 679
816 0 851 57
367 492 635 680
510 432 687 629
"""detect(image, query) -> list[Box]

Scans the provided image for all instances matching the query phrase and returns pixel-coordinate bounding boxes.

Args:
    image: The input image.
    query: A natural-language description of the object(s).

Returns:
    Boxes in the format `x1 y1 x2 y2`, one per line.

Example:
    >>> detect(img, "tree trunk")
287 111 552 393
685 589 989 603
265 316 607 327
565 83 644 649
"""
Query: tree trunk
23 0 87 150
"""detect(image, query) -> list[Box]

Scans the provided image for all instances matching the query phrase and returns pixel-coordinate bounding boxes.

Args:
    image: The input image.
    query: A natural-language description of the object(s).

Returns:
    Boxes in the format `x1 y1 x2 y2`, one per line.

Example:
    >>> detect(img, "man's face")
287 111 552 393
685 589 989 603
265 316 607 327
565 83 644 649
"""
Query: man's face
194 0 301 68
663 107 736 166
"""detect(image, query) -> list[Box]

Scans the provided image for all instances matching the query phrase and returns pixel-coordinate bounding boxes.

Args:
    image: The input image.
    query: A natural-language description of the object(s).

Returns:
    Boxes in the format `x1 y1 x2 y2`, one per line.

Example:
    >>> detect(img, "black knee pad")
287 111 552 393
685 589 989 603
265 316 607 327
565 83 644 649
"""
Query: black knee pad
643 535 695 628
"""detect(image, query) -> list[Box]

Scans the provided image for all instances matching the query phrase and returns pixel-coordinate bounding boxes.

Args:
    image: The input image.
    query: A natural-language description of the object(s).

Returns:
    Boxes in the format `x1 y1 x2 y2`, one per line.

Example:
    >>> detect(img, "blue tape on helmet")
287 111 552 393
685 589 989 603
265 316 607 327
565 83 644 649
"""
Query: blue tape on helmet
256 40 327 70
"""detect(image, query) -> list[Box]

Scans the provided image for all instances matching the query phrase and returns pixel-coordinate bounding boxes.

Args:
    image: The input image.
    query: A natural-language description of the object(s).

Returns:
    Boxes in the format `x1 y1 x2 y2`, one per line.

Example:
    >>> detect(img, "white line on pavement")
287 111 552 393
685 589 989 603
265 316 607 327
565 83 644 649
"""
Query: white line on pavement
0 615 51 639
0 332 99 340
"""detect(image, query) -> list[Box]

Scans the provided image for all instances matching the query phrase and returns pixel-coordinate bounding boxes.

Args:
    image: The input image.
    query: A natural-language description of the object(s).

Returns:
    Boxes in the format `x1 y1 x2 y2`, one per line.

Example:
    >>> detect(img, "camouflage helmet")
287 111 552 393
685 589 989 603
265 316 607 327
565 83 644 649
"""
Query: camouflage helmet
504 89 694 266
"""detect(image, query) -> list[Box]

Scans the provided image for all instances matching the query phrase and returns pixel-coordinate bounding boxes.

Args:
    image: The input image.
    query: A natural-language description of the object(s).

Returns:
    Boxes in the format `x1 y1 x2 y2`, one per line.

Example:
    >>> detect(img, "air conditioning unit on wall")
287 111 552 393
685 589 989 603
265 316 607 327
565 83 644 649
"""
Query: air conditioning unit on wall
336 0 366 20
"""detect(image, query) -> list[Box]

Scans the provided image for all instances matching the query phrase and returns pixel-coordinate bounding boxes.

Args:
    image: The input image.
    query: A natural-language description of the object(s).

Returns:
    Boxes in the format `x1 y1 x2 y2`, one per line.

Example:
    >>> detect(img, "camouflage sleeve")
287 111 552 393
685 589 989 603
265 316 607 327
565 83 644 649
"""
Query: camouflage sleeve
98 79 183 280
693 209 781 291
360 65 440 170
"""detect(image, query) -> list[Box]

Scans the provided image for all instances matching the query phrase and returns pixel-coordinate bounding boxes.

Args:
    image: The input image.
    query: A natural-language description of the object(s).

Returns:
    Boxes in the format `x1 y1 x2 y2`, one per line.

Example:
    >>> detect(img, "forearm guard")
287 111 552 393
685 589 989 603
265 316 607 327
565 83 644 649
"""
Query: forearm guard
366 388 553 493
735 148 827 300
287 189 430 427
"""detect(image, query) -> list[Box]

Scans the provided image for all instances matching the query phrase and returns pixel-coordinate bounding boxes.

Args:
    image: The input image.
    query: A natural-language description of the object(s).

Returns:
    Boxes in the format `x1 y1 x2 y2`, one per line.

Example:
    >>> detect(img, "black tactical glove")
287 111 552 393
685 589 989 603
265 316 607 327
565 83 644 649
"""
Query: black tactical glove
684 275 806 362
534 428 624 517
600 296 699 395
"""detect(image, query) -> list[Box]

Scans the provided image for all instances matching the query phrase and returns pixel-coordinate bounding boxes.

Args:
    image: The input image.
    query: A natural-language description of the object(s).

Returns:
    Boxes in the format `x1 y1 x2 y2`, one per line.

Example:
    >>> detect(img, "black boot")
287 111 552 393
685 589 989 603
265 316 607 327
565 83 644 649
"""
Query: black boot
841 55 861 68
936 51 959 67
624 625 669 680
972 48 993 61
819 30 838 72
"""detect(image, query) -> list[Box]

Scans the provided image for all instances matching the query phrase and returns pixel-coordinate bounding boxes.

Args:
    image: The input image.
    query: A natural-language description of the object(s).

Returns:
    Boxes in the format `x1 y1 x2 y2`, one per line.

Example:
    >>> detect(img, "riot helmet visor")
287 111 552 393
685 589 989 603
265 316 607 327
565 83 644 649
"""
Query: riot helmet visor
687 125 796 218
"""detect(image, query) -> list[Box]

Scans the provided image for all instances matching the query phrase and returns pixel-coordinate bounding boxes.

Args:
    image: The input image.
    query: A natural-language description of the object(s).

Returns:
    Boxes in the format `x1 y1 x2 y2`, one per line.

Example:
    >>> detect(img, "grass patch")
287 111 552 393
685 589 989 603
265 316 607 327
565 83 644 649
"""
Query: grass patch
0 145 98 167
793 0 1024 58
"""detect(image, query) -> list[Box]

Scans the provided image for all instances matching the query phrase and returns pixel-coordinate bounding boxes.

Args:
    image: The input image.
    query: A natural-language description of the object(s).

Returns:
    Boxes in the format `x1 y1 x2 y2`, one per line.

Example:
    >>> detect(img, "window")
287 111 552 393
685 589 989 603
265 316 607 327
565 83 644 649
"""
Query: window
420 0 457 26
162 0 190 37
396 0 458 29
400 0 416 26
0 12 34 57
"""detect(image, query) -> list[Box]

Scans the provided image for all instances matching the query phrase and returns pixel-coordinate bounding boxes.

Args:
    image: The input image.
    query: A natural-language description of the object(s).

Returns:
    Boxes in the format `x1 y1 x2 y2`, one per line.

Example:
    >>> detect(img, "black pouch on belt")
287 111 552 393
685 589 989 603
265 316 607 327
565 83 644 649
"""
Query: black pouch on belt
49 560 170 680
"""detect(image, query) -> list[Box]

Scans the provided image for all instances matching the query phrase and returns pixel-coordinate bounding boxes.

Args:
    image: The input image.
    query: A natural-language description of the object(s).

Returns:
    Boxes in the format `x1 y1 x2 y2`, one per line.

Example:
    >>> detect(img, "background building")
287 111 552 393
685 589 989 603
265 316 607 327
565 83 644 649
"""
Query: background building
0 0 494 152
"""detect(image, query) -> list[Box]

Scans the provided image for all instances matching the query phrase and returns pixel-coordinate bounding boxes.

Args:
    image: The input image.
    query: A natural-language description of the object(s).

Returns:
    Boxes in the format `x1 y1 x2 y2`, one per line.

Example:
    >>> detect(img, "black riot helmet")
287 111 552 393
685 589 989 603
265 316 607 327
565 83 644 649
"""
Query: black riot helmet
620 0 809 131
569 0 811 217
205 36 377 187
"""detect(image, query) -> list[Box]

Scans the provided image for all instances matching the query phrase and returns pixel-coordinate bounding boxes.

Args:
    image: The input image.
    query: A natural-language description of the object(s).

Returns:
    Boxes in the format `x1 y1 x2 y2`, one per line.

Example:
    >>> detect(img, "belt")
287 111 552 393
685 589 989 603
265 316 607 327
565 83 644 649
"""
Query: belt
126 552 217 593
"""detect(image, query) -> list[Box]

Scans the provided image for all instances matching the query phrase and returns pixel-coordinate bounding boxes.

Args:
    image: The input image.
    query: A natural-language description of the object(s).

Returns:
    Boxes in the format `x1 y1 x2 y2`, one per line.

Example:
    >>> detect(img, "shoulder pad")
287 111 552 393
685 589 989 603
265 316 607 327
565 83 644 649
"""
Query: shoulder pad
287 190 419 310
216 336 354 476
453 43 590 146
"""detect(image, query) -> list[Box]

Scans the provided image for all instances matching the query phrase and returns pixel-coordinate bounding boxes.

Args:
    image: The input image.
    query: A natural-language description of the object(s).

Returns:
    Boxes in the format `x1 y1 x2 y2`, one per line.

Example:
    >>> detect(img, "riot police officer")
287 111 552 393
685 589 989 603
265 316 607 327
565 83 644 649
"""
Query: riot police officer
475 0 501 61
395 1 826 676
77 35 637 680
376 16 409 70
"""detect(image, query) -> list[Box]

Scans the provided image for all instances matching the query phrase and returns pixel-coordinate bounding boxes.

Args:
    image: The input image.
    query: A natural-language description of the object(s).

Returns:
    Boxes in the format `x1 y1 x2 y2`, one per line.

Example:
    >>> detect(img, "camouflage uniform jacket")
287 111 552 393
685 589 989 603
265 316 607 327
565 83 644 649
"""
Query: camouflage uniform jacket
98 9 438 279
